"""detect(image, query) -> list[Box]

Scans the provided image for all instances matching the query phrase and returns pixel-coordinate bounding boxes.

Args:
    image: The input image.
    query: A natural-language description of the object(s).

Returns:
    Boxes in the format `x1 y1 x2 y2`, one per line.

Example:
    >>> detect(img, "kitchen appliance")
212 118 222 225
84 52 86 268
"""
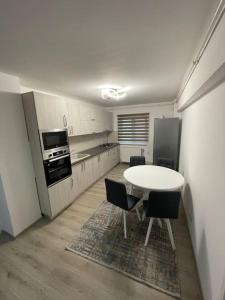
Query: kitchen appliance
40 129 72 186
43 153 72 187
39 129 69 160
153 118 181 170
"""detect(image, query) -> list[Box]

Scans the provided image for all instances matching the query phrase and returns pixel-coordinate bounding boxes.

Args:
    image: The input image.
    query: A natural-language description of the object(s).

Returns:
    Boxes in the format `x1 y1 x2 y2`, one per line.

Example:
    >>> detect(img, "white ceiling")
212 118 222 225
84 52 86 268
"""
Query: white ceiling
0 0 218 106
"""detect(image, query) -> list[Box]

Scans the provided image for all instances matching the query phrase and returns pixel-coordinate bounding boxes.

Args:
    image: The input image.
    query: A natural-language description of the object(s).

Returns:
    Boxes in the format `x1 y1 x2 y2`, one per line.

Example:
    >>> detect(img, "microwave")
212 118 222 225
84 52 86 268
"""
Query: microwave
39 129 69 160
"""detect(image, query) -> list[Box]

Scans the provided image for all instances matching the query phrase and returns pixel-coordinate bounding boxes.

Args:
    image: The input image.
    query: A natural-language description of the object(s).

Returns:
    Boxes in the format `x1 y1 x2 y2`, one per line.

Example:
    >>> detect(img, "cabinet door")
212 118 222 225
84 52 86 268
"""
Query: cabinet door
83 159 94 187
73 162 85 195
102 150 110 174
34 92 69 130
103 111 113 131
79 104 94 135
67 99 81 136
79 103 93 121
71 164 82 200
92 155 101 181
72 159 94 196
93 108 103 133
110 149 115 169
48 176 71 218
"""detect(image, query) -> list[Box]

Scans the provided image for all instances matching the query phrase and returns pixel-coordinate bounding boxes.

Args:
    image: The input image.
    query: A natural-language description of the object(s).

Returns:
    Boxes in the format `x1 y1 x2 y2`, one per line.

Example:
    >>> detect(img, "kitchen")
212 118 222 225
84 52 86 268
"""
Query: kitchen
0 1 224 299
22 91 120 219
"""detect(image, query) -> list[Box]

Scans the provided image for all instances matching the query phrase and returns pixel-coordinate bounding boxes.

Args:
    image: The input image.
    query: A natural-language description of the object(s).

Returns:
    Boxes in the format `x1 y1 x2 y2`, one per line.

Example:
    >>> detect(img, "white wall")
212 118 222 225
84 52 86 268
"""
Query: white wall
108 102 174 163
178 12 225 300
0 72 41 236
69 132 108 153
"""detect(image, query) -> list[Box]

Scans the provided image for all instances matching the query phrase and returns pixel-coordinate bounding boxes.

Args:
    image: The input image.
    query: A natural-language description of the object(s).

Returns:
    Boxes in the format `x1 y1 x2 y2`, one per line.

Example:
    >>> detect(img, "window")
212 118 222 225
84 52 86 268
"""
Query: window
117 113 149 144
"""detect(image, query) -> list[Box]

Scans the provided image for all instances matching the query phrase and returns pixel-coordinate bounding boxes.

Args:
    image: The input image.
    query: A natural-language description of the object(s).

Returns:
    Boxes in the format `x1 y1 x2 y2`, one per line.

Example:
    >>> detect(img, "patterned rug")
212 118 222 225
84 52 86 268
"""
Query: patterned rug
66 201 181 299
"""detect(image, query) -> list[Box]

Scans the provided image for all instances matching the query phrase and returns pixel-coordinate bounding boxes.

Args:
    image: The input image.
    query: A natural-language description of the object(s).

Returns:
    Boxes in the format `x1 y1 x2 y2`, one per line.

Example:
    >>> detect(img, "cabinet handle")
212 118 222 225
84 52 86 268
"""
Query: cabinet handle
71 177 74 187
63 115 67 127
71 126 74 135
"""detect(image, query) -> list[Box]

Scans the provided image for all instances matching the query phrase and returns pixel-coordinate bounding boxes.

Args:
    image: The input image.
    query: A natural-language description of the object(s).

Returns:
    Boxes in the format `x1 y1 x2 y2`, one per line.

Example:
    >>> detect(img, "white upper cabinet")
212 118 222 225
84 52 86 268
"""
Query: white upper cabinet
32 91 113 135
103 111 113 131
67 98 81 136
34 92 69 130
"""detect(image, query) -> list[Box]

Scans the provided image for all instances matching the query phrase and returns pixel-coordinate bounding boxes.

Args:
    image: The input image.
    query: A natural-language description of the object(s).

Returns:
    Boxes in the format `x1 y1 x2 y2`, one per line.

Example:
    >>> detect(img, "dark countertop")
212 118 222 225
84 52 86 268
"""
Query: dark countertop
71 143 119 166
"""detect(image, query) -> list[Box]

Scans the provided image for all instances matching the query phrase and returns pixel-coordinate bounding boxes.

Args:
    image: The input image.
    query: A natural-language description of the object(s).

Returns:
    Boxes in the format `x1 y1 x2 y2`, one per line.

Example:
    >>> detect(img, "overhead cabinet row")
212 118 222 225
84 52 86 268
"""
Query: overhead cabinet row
29 91 113 135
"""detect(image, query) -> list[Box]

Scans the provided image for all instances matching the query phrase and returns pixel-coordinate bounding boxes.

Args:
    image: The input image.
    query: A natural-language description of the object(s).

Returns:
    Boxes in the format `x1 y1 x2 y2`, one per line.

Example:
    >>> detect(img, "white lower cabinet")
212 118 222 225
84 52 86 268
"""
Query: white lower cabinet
72 158 94 197
71 146 120 203
48 146 120 217
92 155 102 180
48 176 72 218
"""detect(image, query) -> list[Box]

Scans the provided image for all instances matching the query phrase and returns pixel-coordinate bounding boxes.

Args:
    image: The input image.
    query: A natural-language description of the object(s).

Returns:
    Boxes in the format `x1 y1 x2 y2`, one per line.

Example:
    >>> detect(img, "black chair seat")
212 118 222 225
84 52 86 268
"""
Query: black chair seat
127 194 140 210
143 191 181 219
156 157 174 170
143 191 181 249
105 178 141 238
130 156 146 167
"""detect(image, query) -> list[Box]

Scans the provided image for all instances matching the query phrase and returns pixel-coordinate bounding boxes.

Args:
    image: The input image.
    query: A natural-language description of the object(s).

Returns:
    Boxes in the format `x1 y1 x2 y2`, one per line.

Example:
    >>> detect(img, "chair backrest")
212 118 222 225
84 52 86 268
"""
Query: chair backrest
156 157 174 169
130 156 146 167
146 191 181 219
105 178 128 210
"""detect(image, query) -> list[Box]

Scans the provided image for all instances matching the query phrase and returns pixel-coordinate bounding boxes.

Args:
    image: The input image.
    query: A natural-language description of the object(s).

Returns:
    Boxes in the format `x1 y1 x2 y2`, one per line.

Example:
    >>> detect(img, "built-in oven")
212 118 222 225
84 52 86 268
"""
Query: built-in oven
39 129 69 160
40 129 72 187
44 153 72 187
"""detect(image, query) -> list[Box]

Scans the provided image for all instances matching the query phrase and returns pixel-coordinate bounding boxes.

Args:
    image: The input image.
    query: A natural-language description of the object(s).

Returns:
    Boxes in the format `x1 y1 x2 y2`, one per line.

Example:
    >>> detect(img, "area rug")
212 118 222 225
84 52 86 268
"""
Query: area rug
66 201 181 299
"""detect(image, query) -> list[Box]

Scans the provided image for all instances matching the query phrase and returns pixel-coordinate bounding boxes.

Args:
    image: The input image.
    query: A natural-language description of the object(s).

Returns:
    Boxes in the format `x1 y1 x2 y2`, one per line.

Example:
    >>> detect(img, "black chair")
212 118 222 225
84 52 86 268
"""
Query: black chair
127 156 146 196
156 157 174 169
105 178 141 238
142 191 181 249
130 156 146 167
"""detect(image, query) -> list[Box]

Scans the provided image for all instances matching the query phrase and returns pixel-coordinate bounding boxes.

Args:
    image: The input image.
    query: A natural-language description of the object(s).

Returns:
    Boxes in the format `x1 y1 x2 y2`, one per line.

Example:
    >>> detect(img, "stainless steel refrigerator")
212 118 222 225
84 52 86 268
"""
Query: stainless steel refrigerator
153 118 181 170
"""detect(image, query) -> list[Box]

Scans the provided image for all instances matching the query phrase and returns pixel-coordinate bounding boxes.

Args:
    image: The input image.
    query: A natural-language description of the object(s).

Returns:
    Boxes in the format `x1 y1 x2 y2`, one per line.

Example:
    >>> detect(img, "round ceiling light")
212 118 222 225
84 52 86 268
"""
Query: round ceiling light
100 86 130 101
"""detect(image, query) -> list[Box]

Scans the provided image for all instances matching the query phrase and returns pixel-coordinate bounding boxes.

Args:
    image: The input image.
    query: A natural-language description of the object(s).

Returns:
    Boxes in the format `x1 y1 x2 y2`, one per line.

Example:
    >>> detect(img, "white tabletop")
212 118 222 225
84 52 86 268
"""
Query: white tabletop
123 165 184 191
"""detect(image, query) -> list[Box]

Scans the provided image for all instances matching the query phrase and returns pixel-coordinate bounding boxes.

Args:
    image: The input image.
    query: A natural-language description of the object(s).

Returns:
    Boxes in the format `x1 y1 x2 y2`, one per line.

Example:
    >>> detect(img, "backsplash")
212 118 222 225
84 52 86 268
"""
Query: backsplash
69 133 108 153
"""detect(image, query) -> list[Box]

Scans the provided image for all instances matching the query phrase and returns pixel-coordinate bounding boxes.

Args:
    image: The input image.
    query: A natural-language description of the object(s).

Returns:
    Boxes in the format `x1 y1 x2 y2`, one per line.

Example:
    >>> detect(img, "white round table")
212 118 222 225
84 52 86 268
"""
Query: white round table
123 165 184 191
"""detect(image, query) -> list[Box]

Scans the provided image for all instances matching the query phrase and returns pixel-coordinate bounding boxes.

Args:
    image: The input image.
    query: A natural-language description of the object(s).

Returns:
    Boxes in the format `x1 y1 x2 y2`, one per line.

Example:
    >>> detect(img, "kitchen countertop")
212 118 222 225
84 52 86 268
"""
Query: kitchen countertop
70 143 119 166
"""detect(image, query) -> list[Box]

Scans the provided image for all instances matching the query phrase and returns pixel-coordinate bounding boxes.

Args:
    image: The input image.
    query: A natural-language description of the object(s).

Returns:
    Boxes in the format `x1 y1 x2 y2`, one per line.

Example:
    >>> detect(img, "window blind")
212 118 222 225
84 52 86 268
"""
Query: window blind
117 113 149 144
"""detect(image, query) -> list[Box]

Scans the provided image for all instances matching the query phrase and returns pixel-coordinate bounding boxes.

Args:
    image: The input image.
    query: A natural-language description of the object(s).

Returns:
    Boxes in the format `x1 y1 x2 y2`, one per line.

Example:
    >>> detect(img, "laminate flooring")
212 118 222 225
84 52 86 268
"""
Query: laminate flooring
0 164 202 300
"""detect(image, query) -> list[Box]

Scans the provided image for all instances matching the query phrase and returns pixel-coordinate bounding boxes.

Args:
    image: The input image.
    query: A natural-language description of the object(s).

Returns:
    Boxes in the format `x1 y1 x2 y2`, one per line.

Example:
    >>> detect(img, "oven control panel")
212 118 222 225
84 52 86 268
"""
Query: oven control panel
42 146 70 161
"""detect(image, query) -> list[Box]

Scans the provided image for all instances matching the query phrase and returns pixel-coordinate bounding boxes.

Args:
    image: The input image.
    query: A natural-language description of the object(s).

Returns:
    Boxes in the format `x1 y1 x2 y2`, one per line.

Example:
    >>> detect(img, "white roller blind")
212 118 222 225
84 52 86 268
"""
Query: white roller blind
117 113 149 144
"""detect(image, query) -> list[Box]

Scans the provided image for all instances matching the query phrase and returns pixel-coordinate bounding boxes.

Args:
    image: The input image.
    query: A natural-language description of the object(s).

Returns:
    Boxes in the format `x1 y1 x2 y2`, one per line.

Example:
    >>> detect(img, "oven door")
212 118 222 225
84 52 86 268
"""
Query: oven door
44 154 72 187
41 130 68 152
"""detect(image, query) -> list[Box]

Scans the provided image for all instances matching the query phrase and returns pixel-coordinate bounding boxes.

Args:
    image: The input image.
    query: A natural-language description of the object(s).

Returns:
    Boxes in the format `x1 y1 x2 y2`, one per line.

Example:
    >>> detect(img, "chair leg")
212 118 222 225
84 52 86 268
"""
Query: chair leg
144 218 154 246
107 205 113 227
123 210 127 239
157 218 162 228
135 207 141 221
165 219 176 250
130 184 133 195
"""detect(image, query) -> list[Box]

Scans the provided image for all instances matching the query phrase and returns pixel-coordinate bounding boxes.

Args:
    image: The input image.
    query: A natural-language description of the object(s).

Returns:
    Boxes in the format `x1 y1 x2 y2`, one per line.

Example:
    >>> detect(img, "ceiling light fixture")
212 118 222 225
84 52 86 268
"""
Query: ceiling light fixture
100 86 130 101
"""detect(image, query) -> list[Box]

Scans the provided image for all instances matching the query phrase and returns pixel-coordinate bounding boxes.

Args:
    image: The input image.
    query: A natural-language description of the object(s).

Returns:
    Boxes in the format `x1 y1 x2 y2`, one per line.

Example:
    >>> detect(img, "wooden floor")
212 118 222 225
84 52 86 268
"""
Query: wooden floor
0 164 202 300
